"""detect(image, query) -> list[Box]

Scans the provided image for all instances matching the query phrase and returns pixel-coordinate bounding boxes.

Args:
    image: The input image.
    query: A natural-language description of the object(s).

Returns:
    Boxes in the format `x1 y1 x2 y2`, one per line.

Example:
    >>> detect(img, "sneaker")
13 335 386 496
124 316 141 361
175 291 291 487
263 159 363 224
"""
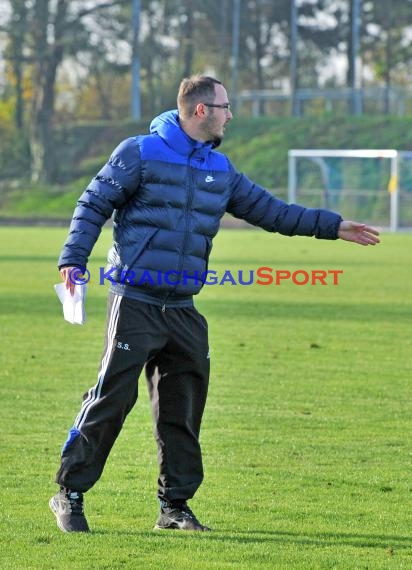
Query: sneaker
49 488 90 533
154 501 211 531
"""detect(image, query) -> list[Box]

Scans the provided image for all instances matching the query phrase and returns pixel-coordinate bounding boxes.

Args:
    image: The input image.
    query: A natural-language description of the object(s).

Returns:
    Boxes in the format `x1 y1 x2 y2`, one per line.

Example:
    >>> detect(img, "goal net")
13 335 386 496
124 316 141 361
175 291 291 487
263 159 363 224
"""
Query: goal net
287 149 412 231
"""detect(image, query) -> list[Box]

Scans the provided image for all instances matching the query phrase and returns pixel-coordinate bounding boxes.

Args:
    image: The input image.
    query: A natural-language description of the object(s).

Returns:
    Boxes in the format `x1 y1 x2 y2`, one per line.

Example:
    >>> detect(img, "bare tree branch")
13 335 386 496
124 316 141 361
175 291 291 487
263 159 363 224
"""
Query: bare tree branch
67 0 130 25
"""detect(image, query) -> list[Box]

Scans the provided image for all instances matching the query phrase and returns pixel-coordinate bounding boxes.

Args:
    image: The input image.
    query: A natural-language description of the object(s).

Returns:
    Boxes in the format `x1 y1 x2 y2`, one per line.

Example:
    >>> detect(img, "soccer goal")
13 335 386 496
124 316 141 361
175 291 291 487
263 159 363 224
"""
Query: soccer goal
288 149 407 231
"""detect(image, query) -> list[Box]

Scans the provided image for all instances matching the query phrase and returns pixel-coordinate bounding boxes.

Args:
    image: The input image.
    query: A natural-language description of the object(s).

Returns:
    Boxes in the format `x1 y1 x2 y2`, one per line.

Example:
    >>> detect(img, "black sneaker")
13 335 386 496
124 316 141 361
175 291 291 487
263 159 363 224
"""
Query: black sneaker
49 488 90 533
154 501 211 531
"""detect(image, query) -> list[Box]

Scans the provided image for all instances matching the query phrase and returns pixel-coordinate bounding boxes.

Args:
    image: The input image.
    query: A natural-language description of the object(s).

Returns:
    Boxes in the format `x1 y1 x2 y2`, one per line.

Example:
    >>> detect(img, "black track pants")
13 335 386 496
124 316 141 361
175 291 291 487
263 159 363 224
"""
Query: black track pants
56 293 210 502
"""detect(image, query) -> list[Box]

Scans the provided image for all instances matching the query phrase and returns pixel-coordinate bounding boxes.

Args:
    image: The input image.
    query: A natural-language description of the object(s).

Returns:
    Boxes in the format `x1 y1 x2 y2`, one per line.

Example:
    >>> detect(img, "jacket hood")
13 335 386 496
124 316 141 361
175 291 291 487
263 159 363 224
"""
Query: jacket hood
150 109 218 157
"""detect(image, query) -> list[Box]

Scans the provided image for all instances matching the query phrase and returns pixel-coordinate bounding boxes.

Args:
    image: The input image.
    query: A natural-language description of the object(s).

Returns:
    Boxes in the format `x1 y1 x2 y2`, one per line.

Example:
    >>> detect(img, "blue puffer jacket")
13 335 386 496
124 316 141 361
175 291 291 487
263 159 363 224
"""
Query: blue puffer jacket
58 110 342 306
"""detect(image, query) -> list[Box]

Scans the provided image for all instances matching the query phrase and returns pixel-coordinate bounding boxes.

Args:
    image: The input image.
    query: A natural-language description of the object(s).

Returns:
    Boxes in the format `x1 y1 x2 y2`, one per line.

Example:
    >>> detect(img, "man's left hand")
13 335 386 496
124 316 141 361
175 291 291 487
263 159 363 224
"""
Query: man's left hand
338 221 380 246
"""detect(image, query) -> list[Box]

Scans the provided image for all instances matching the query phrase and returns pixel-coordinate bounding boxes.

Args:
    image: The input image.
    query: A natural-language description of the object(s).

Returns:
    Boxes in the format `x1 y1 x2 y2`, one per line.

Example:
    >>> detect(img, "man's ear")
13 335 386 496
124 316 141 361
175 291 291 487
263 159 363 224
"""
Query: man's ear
195 102 206 117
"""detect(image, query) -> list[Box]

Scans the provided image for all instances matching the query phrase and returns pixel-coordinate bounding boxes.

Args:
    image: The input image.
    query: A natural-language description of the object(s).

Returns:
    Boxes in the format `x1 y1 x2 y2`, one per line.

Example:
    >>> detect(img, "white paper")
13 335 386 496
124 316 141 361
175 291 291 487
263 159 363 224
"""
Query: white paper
54 283 87 325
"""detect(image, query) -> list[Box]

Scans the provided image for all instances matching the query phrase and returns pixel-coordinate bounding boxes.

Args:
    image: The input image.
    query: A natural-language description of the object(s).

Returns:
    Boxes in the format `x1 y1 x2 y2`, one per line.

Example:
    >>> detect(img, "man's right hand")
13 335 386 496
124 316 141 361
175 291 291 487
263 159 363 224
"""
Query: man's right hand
60 266 78 296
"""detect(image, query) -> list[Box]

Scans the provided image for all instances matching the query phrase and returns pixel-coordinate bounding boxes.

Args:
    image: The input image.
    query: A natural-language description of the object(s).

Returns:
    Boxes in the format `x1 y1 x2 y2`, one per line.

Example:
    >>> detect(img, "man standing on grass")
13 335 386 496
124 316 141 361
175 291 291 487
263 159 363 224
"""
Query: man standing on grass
50 74 380 533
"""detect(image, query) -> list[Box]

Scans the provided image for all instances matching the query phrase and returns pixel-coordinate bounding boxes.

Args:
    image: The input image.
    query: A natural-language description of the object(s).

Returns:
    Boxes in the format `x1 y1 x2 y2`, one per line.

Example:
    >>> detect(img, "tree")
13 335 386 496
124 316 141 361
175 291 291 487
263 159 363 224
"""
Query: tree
4 0 130 183
362 0 412 113
29 0 68 183
295 0 346 88
6 0 28 130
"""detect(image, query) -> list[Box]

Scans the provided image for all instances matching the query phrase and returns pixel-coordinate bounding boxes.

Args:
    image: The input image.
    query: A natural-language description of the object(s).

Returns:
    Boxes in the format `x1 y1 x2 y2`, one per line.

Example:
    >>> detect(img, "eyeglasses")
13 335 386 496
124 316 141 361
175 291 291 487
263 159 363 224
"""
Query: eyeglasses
203 103 231 111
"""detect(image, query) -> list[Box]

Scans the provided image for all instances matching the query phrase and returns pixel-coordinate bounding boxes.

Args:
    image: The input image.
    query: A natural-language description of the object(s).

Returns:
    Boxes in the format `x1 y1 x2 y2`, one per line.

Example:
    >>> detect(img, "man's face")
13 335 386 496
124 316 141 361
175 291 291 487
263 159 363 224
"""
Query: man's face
199 84 233 145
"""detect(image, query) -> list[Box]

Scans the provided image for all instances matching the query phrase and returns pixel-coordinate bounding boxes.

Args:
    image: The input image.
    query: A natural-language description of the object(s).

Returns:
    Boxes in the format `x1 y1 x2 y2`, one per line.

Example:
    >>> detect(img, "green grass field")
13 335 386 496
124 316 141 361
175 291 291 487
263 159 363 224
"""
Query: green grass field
0 227 410 569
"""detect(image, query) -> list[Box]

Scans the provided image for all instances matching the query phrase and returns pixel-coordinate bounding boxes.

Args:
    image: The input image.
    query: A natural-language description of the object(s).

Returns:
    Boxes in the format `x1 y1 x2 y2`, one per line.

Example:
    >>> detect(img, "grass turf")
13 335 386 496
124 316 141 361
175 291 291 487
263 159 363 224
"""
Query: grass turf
0 227 410 569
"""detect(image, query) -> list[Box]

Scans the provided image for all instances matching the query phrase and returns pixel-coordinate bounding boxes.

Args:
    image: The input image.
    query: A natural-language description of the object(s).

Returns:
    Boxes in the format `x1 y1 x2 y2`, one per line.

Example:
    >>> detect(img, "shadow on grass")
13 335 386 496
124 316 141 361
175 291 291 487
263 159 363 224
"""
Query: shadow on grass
90 528 412 550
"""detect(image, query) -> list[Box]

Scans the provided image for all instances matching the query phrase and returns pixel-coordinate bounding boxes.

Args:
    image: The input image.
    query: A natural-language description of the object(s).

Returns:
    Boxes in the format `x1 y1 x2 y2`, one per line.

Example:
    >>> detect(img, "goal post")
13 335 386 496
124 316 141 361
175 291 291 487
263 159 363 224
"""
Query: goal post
288 149 400 232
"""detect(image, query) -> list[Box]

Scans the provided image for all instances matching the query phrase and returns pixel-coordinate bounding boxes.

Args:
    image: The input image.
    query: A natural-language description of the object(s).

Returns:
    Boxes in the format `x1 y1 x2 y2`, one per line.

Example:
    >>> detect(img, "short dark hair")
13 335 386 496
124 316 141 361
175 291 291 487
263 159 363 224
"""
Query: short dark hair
177 75 222 119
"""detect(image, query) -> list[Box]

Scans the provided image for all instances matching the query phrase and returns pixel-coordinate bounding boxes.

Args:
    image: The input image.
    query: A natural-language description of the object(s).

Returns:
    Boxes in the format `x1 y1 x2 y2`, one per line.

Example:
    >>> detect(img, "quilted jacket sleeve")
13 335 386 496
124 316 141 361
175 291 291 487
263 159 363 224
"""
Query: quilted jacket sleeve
226 164 342 240
58 137 141 268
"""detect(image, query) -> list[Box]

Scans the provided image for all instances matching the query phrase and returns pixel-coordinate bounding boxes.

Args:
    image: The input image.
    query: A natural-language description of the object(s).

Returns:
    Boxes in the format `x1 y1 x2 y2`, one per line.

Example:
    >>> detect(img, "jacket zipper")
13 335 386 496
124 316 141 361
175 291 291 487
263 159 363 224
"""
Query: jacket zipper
181 151 196 267
161 149 196 313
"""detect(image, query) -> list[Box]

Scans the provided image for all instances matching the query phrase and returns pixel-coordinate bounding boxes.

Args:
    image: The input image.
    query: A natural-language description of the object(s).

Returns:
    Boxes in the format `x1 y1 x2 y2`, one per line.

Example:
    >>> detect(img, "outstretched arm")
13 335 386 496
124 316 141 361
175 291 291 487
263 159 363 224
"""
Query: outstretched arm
338 221 380 246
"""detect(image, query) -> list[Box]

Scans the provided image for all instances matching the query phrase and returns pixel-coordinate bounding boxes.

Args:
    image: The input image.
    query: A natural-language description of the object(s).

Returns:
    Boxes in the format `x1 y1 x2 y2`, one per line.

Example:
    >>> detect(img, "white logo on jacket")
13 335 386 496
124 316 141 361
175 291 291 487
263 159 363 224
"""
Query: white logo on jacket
205 175 215 183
